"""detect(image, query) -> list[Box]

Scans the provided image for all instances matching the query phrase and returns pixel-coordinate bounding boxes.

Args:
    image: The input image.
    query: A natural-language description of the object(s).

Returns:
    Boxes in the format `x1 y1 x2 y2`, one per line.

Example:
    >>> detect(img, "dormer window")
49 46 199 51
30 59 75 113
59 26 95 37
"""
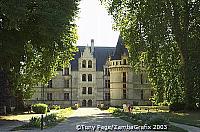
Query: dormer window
82 60 86 68
88 60 92 68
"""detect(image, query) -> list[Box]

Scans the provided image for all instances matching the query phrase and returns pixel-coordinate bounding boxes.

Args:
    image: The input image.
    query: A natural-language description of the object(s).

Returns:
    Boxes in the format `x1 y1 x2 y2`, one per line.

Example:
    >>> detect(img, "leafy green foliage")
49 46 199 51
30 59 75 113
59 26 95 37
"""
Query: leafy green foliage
102 0 200 110
0 0 80 105
51 105 60 110
32 103 48 114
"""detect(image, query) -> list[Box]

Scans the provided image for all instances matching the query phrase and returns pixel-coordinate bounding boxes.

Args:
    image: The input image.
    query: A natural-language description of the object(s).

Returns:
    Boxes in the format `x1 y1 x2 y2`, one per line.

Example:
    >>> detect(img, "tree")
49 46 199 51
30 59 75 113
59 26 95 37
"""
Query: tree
0 0 79 109
102 0 200 110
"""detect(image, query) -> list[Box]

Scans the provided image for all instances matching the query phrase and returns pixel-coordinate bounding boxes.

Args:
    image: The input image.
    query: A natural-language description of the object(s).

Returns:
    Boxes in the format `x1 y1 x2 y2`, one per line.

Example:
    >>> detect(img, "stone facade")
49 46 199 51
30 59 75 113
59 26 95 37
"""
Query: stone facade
27 37 152 107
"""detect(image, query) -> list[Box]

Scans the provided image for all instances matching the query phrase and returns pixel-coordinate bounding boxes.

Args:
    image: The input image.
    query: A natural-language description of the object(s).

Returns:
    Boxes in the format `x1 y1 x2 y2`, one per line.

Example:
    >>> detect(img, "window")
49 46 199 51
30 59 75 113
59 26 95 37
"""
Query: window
140 74 143 84
88 74 92 81
88 87 92 94
123 72 126 83
123 59 127 65
105 68 110 76
63 67 69 75
108 80 110 88
123 89 126 99
64 93 69 100
123 84 126 88
82 74 86 81
141 90 144 100
82 87 86 94
105 93 110 101
47 80 52 88
47 93 52 100
88 60 92 68
116 62 118 65
82 60 86 68
105 80 110 88
64 80 69 88
105 68 108 75
105 80 108 88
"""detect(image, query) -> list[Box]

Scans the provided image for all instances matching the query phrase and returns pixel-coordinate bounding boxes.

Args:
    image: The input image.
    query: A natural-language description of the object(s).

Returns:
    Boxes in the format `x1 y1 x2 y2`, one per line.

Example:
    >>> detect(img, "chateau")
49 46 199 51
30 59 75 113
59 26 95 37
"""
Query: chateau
28 36 152 107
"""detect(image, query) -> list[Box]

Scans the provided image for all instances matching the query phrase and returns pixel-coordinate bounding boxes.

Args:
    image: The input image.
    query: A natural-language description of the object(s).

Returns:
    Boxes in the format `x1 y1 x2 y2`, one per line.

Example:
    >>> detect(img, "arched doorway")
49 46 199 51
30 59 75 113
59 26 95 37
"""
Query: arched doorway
82 100 86 107
88 99 92 107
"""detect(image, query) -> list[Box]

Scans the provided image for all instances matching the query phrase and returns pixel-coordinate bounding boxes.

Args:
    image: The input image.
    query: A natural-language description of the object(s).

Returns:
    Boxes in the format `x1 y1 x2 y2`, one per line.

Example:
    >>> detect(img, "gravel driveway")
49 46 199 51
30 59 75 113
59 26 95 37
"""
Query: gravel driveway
44 107 134 132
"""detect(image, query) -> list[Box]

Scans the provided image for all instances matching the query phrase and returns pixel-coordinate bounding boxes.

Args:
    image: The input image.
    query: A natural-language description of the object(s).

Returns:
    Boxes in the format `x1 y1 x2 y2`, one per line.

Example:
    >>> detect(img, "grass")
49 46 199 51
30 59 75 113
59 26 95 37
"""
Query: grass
115 106 200 128
11 107 73 131
108 107 188 132
161 111 200 128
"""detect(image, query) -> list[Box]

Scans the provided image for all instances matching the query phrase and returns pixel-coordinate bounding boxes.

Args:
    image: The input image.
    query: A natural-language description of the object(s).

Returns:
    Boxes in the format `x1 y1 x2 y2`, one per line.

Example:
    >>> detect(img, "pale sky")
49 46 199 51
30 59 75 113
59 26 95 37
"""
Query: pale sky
76 0 120 47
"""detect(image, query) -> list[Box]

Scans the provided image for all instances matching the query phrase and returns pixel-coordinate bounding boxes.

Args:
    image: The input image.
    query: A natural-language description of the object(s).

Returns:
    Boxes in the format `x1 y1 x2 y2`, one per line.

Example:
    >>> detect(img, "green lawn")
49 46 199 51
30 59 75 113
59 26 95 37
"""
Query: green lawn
161 111 200 128
107 107 188 132
11 107 73 131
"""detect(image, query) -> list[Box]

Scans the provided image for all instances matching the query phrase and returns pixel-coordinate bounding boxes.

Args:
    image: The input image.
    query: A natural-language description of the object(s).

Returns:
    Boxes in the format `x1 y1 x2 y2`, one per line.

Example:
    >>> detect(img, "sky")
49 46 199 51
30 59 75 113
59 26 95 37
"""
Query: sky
76 0 119 47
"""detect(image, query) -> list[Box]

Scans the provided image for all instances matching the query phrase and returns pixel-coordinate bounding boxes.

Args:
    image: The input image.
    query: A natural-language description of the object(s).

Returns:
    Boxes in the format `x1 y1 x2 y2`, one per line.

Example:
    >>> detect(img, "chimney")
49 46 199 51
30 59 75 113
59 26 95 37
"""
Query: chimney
91 39 94 53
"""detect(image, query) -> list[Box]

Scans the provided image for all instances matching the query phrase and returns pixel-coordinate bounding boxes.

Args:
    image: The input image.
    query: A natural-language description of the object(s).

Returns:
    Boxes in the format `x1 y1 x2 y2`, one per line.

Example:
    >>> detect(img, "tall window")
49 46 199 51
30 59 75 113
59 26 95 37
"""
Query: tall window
123 59 127 65
82 74 86 81
88 60 92 68
123 72 126 83
105 80 110 88
105 68 110 76
88 87 92 94
82 87 86 94
63 67 69 75
123 89 126 99
105 93 110 101
105 80 108 88
88 74 92 81
64 93 69 100
141 90 144 100
47 80 52 88
64 80 69 88
123 84 126 88
82 60 86 68
105 68 108 75
140 74 143 84
47 93 52 100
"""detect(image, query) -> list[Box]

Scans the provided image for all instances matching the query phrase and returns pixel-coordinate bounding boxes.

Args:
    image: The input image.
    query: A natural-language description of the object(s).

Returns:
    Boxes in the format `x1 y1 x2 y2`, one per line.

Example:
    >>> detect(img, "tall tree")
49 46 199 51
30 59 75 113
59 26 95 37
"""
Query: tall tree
0 0 79 109
102 0 200 110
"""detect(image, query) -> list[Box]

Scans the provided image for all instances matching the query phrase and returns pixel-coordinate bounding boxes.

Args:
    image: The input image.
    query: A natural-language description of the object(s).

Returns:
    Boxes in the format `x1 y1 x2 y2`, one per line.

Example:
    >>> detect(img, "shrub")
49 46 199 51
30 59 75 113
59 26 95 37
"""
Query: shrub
32 104 48 114
29 117 41 128
43 113 57 126
71 104 79 110
51 105 60 110
98 104 109 110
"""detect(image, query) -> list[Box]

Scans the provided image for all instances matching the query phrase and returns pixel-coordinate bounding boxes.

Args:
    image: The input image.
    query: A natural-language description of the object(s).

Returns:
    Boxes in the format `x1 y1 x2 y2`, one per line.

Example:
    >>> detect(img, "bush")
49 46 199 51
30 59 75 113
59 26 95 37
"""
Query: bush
71 103 79 110
169 102 185 111
29 117 41 128
32 104 48 114
98 104 109 110
51 105 60 110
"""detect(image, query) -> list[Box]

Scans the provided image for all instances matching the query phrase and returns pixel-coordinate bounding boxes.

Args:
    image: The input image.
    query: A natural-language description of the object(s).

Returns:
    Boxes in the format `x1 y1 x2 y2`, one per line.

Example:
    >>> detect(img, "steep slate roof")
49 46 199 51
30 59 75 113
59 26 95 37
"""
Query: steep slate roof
70 46 115 71
111 36 128 60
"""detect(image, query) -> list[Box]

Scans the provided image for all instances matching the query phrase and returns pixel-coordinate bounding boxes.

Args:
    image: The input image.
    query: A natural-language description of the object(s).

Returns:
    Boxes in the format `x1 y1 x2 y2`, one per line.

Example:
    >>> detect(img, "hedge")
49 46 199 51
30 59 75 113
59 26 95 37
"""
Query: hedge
32 103 48 114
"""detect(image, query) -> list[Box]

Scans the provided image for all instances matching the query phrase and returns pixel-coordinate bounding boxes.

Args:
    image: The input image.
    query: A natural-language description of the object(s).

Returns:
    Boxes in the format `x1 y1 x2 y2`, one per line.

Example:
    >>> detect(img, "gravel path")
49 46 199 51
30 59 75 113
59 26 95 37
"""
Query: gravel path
44 107 134 132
